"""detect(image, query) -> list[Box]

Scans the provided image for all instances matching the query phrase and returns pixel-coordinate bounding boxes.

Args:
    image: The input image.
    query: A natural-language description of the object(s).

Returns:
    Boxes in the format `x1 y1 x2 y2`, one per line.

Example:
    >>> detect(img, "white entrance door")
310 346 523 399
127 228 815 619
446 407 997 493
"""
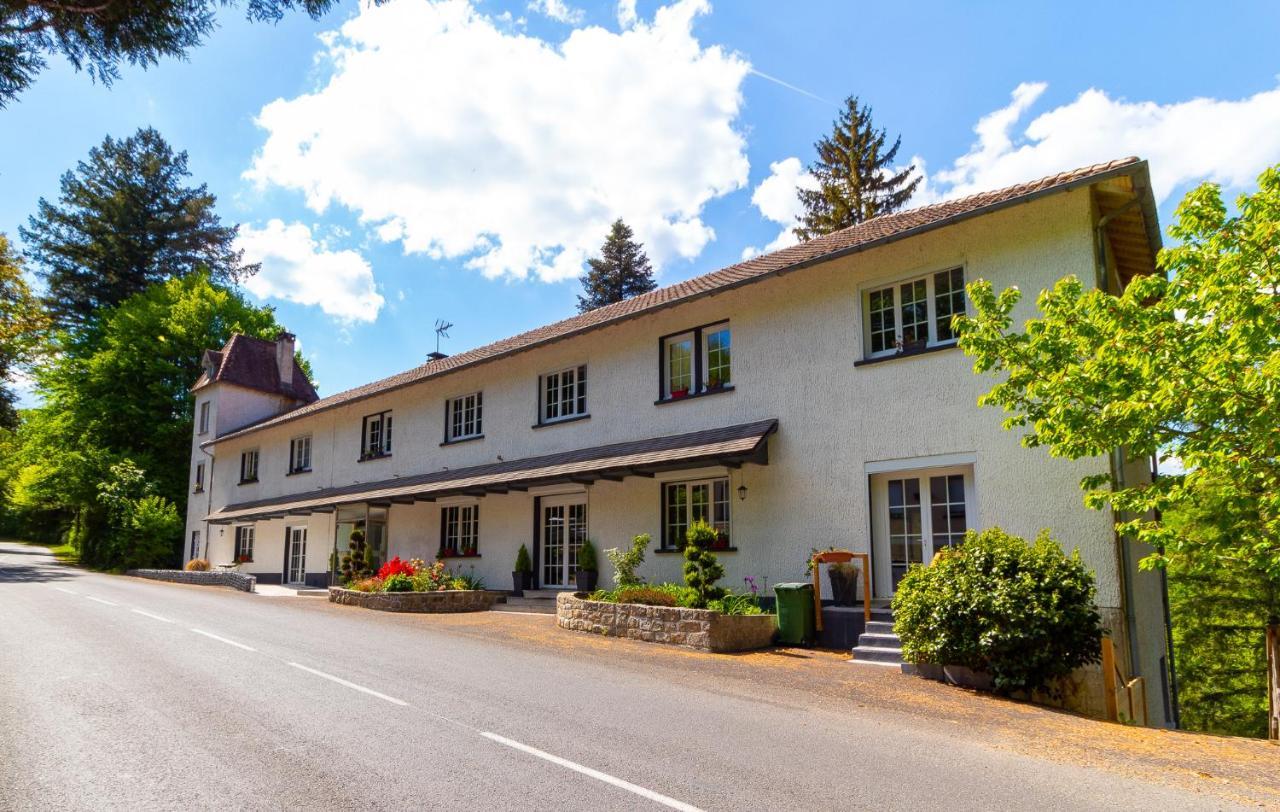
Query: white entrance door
285 526 308 585
540 495 587 588
870 466 974 594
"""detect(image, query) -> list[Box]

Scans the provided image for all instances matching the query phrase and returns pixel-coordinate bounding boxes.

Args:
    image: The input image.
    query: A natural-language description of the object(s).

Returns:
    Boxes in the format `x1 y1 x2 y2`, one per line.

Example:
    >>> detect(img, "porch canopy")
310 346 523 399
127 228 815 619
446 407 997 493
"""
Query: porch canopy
205 419 778 525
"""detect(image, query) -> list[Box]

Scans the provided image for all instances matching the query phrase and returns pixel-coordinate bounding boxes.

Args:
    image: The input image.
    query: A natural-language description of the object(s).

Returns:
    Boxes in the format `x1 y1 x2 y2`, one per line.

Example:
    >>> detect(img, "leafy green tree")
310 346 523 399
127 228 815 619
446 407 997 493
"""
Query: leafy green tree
955 165 1280 584
0 234 48 428
577 219 657 313
21 128 254 330
794 96 921 241
96 459 181 569
0 0 358 107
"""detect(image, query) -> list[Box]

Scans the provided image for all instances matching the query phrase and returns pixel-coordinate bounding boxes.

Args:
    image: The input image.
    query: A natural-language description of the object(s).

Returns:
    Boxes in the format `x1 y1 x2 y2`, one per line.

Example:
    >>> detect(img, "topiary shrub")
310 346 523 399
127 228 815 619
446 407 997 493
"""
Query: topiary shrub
184 558 210 572
340 529 373 585
577 539 598 572
514 543 532 574
892 527 1104 695
616 586 677 607
607 533 649 588
683 520 725 608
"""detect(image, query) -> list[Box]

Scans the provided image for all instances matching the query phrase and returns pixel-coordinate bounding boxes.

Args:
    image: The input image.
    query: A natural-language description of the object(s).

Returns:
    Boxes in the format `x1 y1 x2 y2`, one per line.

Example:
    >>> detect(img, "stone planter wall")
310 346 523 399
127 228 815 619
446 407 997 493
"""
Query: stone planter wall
127 569 257 592
556 593 777 653
329 587 501 613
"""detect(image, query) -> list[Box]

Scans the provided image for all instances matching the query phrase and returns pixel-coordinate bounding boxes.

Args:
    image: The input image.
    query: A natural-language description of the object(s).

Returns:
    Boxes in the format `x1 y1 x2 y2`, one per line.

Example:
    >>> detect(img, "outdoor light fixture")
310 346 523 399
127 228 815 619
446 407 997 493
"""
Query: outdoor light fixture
737 484 748 501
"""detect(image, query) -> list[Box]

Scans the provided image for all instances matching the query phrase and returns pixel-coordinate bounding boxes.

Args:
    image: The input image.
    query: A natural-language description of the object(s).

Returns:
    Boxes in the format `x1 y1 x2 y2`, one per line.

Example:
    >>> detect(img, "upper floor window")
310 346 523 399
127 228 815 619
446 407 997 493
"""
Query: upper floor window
440 504 479 557
361 411 393 460
661 477 731 550
289 435 312 474
864 267 965 358
234 526 255 563
540 365 587 424
193 461 205 493
659 322 731 401
239 449 259 484
446 392 483 442
197 401 210 435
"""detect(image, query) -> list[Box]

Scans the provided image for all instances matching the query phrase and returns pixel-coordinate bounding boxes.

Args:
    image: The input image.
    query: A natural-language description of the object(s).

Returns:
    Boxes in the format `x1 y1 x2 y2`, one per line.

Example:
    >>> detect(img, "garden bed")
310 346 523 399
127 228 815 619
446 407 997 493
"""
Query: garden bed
328 586 502 613
556 592 777 652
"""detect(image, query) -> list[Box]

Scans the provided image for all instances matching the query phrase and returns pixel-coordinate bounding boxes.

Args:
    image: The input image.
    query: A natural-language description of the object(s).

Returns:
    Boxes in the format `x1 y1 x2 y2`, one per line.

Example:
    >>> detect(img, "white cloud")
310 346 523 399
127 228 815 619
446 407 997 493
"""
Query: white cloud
616 0 637 28
528 0 583 24
246 0 750 283
237 220 384 323
935 81 1280 204
740 156 818 258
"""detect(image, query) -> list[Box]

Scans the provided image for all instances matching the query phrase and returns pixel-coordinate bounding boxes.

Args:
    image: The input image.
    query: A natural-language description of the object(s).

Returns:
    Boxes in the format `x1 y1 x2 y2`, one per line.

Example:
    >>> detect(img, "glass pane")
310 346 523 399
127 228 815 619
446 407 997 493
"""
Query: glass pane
869 287 896 353
900 279 929 345
667 337 693 394
705 328 731 387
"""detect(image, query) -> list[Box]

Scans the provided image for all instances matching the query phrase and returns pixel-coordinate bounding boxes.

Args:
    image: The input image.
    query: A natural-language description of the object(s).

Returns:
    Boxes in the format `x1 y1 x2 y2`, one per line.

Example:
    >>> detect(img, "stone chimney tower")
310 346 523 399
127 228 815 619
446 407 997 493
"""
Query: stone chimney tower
275 331 296 387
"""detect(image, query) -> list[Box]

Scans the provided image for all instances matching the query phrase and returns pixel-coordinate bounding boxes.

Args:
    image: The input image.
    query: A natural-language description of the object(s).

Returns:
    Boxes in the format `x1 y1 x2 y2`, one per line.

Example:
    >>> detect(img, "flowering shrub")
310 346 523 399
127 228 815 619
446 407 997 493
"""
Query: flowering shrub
410 560 452 591
378 556 417 580
349 577 384 593
236 554 252 564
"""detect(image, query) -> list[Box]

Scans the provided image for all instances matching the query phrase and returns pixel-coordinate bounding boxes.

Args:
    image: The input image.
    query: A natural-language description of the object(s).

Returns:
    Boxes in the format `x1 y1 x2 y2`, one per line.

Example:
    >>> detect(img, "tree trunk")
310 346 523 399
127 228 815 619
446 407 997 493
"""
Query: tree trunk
1268 621 1279 742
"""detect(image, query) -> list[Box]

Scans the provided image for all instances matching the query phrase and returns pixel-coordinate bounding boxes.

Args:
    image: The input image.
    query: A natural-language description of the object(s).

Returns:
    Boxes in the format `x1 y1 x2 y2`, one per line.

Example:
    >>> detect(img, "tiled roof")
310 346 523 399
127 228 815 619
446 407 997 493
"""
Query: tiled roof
193 333 319 403
207 418 777 523
210 157 1147 444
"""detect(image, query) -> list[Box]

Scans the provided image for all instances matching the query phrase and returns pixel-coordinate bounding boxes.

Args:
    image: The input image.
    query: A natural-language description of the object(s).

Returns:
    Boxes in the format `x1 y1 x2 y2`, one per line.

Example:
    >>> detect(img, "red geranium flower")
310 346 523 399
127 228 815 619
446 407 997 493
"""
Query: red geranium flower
377 556 416 579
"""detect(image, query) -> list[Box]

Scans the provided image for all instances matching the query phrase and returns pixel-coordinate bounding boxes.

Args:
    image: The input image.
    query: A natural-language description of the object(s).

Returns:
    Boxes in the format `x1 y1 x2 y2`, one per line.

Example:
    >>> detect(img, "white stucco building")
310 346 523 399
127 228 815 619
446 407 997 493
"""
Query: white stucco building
184 157 1173 724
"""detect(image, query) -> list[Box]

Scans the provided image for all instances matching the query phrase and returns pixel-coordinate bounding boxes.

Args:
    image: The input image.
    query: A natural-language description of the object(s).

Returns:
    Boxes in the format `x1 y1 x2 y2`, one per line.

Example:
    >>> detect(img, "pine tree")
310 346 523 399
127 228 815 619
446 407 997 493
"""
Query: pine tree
576 219 657 313
20 127 255 331
794 96 921 241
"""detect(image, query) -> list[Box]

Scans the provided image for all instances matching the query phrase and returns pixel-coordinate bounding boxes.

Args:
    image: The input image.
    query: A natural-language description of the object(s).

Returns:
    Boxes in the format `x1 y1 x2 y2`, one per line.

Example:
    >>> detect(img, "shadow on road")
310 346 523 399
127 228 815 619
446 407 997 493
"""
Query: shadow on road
0 544 79 583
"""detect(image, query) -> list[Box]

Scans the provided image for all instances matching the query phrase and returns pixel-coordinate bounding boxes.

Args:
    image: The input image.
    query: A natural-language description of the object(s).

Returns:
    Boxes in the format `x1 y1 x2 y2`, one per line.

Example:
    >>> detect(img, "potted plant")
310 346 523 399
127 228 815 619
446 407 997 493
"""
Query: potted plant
712 531 730 550
575 540 599 592
826 561 860 606
671 386 689 399
512 544 532 596
707 375 723 390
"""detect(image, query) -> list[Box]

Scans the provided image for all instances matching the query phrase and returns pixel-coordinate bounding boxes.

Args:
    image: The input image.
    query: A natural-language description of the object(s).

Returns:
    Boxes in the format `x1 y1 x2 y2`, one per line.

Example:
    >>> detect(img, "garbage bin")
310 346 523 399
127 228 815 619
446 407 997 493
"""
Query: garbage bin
774 582 816 646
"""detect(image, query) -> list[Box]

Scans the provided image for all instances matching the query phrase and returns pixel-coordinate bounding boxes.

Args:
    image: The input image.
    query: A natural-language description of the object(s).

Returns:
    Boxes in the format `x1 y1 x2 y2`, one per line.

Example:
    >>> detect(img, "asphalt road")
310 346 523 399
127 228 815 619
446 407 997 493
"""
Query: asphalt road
0 542 1250 811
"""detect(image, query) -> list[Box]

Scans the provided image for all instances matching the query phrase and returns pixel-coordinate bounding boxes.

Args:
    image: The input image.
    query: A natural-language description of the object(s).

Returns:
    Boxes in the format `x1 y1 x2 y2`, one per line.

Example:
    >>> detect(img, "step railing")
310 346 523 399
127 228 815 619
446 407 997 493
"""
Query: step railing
810 550 872 631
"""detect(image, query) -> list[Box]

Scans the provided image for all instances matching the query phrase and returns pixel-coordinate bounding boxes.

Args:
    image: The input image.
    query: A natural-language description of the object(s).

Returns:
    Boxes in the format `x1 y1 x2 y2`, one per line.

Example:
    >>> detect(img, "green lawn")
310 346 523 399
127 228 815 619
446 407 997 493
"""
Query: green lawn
4 538 80 566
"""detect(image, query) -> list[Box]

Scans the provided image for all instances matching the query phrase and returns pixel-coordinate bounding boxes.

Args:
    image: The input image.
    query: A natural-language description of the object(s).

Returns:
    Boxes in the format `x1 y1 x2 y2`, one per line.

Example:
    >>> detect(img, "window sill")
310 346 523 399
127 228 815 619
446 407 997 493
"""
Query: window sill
440 434 484 447
437 552 482 559
855 342 957 367
654 546 738 554
654 385 735 406
358 453 393 463
531 413 591 430
286 468 312 477
237 478 258 486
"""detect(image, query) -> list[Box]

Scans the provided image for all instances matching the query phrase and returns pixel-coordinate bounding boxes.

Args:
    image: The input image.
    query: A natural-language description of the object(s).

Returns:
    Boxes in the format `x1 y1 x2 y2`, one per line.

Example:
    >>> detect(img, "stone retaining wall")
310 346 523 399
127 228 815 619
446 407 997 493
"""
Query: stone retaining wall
329 587 501 613
127 569 257 592
557 593 777 652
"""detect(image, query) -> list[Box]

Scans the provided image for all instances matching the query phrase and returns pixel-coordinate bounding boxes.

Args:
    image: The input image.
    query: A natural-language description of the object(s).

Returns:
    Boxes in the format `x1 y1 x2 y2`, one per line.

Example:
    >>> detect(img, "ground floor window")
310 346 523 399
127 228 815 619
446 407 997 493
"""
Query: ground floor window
440 504 479 556
234 525 255 563
662 477 730 549
189 530 201 561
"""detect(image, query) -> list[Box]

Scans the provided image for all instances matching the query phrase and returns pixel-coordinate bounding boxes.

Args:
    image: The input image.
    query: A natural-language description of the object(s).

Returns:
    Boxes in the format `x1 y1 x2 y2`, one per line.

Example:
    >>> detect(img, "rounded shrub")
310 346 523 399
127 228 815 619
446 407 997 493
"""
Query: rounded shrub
382 573 413 592
892 527 1104 695
184 558 210 572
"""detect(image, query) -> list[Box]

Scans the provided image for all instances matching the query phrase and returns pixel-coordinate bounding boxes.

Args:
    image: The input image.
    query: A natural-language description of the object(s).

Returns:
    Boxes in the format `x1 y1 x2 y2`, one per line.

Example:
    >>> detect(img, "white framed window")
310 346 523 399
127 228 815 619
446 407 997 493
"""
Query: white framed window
239 449 259 483
197 401 210 435
361 411 393 459
441 504 479 556
446 392 483 441
289 435 312 474
193 461 205 492
659 322 732 401
234 526 255 562
662 477 731 550
863 267 965 358
189 530 201 561
540 365 587 424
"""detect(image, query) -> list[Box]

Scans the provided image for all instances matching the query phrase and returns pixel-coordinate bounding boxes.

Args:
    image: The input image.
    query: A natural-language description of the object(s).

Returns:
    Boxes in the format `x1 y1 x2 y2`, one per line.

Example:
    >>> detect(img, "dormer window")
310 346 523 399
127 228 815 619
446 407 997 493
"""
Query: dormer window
360 411 393 460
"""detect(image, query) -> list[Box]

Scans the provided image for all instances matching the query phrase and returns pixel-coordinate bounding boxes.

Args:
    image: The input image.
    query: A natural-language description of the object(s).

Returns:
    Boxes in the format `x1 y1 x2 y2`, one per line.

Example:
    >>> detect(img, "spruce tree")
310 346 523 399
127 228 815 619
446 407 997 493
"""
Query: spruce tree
20 127 255 331
576 219 657 313
794 96 921 241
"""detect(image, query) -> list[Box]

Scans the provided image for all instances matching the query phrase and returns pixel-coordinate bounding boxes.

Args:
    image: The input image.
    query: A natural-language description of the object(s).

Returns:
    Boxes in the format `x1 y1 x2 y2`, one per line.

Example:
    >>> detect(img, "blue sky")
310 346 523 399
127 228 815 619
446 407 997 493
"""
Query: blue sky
3 0 1279 400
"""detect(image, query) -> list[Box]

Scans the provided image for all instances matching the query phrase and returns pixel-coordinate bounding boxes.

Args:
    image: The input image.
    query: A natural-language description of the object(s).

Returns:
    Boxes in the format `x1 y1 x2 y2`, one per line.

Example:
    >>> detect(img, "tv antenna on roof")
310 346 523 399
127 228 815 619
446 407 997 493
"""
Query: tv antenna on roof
432 319 453 357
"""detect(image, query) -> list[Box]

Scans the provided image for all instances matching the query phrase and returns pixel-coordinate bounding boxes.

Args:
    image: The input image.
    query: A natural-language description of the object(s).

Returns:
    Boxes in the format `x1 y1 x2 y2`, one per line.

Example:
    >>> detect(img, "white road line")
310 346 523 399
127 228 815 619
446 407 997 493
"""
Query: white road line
131 608 174 623
53 587 78 595
84 596 118 606
480 732 704 812
189 628 258 652
287 662 408 706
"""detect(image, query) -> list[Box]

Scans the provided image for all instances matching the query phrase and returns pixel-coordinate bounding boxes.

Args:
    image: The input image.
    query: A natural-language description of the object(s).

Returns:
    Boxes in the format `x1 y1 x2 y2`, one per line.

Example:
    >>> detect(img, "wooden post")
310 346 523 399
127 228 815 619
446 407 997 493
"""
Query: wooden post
812 558 823 633
1101 636 1119 722
1267 622 1279 742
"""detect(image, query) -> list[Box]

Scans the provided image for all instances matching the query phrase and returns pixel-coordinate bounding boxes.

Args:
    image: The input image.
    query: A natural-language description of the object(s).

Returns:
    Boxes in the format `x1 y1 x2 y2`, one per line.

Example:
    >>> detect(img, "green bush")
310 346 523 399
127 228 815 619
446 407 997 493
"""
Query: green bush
682 520 725 608
892 527 1104 695
448 567 485 590
340 529 373 585
590 582 699 608
708 592 763 616
382 573 413 592
616 586 677 607
514 543 532 574
577 539 598 572
607 533 649 588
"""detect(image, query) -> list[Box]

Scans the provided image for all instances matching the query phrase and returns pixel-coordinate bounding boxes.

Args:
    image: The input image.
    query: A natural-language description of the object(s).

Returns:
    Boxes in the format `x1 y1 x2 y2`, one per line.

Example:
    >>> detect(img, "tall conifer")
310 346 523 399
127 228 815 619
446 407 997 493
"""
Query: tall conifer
576 219 657 313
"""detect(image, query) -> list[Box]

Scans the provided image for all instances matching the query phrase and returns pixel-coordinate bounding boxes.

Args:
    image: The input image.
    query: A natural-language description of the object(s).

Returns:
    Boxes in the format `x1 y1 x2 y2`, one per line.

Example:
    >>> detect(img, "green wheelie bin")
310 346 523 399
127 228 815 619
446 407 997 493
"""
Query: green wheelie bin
774 582 816 646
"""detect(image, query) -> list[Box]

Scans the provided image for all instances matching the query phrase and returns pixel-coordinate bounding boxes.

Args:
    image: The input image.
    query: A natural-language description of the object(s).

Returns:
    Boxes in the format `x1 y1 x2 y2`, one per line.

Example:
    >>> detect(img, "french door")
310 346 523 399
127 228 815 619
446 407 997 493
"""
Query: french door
540 495 587 588
285 526 308 585
871 466 974 593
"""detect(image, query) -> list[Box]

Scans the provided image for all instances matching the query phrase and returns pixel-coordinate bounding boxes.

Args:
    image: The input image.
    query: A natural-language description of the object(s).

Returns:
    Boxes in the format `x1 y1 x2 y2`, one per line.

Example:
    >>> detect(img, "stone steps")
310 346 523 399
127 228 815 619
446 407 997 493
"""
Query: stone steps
850 609 904 666
497 596 558 614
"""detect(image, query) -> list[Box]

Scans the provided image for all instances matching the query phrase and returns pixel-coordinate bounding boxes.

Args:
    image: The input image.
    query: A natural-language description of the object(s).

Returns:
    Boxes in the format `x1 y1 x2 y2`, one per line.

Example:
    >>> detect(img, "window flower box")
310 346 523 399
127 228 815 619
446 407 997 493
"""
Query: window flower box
670 387 689 399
